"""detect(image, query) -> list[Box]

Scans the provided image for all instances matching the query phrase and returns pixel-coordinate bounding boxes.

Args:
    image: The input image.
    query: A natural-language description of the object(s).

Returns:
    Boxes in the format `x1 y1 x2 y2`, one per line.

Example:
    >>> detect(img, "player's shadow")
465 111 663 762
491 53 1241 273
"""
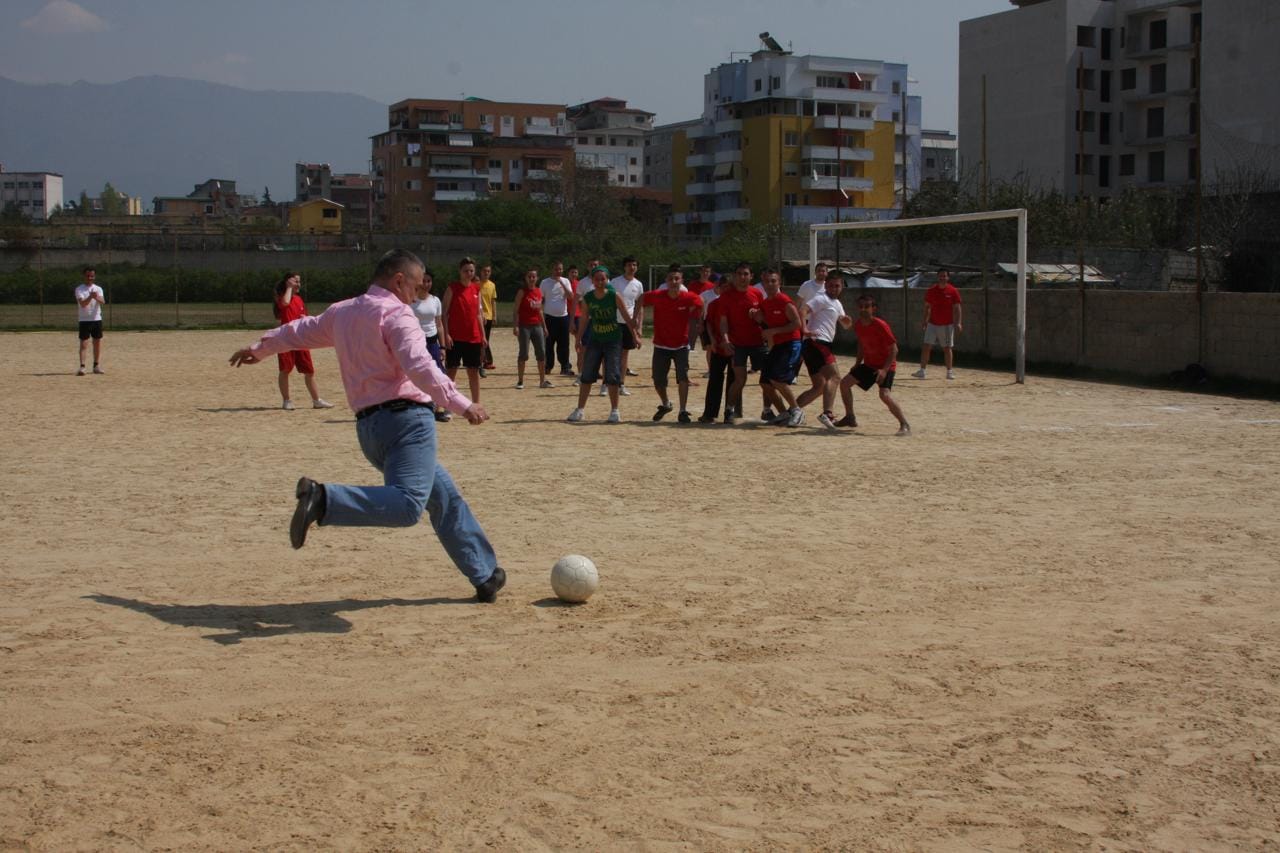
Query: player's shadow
196 406 282 413
85 592 471 645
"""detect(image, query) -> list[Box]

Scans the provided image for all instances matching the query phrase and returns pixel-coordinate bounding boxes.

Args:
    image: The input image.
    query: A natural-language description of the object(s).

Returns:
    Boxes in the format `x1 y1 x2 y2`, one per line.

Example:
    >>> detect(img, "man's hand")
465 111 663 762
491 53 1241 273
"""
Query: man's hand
462 403 489 424
956 323 963 334
876 368 888 385
512 326 519 337
229 348 260 367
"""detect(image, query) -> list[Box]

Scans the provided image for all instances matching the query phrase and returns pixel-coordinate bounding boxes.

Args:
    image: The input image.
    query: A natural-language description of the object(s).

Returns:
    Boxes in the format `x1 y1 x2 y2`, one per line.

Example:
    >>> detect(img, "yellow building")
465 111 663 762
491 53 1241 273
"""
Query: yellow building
287 198 344 234
673 37 921 236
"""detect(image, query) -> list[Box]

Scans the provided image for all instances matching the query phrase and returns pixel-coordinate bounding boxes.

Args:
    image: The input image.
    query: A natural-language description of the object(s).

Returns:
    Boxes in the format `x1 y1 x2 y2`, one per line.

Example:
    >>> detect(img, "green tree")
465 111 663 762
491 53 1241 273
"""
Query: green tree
101 182 123 216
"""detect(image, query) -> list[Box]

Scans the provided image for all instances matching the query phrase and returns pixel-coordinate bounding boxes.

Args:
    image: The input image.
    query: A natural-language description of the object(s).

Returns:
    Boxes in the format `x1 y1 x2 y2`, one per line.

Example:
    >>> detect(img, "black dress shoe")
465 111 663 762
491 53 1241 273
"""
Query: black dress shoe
290 477 326 549
475 566 507 603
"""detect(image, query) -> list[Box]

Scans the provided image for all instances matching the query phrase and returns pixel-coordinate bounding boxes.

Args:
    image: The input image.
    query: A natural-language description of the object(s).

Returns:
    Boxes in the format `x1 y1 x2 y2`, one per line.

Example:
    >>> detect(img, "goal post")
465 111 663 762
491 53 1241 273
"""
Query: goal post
809 208 1029 383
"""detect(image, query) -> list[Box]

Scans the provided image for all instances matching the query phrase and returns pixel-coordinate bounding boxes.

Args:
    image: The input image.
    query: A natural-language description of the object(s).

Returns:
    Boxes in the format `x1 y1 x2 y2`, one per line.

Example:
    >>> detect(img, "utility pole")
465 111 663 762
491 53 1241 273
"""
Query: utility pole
835 109 842 275
1077 52 1087 363
982 74 990 354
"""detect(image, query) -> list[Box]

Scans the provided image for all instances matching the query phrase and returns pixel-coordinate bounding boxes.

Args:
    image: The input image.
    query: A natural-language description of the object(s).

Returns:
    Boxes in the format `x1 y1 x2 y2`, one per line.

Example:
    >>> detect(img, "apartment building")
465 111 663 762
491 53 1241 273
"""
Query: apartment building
921 130 958 184
567 98 655 188
370 98 573 228
672 34 922 236
0 169 64 220
154 178 242 219
643 119 701 191
959 0 1280 198
296 163 371 229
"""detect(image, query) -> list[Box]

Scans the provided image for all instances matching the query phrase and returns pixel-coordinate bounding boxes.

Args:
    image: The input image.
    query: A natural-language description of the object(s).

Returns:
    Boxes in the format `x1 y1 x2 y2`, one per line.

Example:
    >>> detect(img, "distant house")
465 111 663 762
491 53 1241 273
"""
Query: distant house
153 178 241 219
0 169 64 220
287 198 343 234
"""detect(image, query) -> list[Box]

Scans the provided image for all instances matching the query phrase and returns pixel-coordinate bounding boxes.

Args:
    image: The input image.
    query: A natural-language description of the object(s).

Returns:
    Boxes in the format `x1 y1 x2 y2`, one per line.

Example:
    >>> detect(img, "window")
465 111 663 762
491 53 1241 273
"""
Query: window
489 182 502 191
627 139 635 147
783 162 798 176
629 175 637 183
437 182 459 191
1148 150 1165 182
595 136 604 145
784 131 799 147
1077 67 1095 90
1149 19 1167 50
891 81 900 95
1100 69 1112 103
488 159 501 169
644 175 651 185
784 193 797 206
1150 63 1166 94
406 204 422 214
1121 68 1137 90
926 157 936 168
450 113 462 124
815 75 846 89
609 137 618 146
629 157 637 166
1147 106 1164 138
1119 26 1126 48
1075 111 1096 132
1074 153 1093 175
32 181 43 189
578 136 588 145
1120 154 1135 176
17 181 29 188
644 156 651 166
771 76 780 89
1188 147 1198 180
1099 155 1111 187
508 182 521 191
754 79 762 92
322 208 337 219
510 159 519 169
1100 111 1112 144
1101 28 1113 60
204 204 214 214
1189 101 1199 134
1077 25 1096 47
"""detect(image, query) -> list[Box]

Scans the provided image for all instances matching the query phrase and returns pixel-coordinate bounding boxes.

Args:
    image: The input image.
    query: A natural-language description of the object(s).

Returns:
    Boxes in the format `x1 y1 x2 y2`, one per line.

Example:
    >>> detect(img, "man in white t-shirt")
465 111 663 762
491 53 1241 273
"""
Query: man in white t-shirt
74 266 106 375
573 257 599 377
795 272 854 429
607 256 644 395
796 262 829 305
539 260 576 377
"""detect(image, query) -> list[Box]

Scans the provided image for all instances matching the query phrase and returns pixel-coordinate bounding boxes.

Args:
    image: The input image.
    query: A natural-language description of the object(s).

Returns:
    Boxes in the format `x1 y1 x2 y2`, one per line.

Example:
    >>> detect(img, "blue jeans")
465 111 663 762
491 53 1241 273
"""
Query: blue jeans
581 339 622 386
322 405 498 587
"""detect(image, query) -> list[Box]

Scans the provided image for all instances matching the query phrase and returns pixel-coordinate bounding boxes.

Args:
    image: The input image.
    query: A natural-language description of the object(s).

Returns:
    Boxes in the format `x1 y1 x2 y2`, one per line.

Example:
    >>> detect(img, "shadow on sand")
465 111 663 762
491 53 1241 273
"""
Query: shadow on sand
85 592 472 645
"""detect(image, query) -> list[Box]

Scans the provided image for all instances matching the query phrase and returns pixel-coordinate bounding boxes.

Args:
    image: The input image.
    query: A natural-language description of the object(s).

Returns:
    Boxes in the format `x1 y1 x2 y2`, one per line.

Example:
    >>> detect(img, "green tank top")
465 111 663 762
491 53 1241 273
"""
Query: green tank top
584 287 621 343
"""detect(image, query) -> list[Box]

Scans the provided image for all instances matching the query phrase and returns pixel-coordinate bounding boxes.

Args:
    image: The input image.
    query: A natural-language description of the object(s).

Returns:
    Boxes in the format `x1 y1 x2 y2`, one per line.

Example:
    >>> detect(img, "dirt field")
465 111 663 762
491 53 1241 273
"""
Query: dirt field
2 329 1278 851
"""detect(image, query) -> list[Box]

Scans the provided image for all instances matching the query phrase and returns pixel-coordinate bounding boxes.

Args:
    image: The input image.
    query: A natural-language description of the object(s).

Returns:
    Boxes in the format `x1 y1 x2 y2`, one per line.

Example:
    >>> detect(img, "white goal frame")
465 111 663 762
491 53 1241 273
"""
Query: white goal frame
809 208 1029 383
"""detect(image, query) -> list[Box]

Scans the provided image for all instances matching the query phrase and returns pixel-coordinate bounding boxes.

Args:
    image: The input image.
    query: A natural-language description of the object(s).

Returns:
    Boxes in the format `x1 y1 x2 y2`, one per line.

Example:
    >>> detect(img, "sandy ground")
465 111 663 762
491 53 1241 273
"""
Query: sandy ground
2 329 1279 851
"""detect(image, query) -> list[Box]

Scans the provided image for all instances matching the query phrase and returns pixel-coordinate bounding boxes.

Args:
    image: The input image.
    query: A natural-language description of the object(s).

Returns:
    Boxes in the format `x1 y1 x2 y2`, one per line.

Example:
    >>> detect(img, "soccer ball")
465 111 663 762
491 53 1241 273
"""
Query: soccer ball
550 554 599 603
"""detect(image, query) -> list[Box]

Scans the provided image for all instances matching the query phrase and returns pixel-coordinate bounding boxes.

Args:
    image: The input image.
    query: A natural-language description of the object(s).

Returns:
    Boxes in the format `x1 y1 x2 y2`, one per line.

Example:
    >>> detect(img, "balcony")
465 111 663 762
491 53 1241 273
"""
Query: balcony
802 145 873 161
525 169 563 180
714 118 743 134
434 190 483 202
524 124 564 137
685 124 714 139
714 149 743 164
685 153 716 168
713 179 742 193
686 182 715 195
813 115 875 131
801 87 888 106
802 175 874 192
714 208 750 222
428 167 489 179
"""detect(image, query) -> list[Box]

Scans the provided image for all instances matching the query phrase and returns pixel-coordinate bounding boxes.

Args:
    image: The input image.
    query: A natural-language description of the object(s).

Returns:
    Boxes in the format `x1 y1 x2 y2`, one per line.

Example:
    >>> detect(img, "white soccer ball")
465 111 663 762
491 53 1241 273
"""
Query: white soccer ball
550 554 599 603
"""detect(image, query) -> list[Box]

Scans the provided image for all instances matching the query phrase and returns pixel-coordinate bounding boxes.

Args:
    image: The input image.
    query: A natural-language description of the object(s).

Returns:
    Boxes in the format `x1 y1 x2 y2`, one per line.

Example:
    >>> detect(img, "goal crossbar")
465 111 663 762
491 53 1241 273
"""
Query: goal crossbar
808 208 1028 383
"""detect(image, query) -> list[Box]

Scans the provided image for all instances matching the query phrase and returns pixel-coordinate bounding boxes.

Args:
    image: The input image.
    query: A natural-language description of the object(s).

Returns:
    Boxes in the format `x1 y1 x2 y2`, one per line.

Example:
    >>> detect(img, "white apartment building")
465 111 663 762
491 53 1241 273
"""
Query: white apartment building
959 0 1280 198
921 130 958 183
0 169 64 220
568 98 655 187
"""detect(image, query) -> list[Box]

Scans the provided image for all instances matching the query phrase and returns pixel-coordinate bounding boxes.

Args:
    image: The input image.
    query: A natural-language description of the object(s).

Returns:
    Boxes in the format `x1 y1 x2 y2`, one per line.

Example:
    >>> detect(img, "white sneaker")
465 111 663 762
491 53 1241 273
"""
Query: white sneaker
896 424 912 437
312 398 334 409
598 385 607 396
92 366 105 375
946 369 955 380
515 383 524 390
787 407 806 428
540 380 554 388
817 412 837 431
619 386 632 396
76 366 86 376
566 408 584 423
606 409 620 424
282 400 296 411
912 368 926 379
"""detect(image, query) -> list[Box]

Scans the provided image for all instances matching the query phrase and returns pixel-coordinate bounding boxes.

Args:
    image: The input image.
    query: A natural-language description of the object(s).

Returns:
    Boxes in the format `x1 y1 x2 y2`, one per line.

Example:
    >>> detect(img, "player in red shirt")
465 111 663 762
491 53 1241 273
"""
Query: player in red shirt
512 266 551 390
838 292 911 436
751 268 805 426
718 261 770 423
913 268 963 380
272 271 334 411
441 256 485 403
641 264 704 423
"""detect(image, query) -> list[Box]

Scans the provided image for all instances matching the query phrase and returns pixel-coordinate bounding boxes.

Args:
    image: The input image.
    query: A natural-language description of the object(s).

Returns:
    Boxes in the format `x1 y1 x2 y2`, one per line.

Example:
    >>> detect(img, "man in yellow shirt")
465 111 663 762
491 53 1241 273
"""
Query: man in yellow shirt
478 263 498 374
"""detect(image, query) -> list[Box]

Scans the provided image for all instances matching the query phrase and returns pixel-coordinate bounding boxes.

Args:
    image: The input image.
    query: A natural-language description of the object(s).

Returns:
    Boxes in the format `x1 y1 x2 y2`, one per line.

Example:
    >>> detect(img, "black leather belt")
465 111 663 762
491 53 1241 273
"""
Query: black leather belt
355 399 433 420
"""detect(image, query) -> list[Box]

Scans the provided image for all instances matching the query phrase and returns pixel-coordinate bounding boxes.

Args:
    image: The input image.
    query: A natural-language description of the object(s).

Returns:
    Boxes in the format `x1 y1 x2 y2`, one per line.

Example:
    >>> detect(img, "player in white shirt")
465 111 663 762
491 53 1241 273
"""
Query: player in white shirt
74 266 106 375
606 256 645 396
539 260 576 377
796 262 829 305
795 272 855 429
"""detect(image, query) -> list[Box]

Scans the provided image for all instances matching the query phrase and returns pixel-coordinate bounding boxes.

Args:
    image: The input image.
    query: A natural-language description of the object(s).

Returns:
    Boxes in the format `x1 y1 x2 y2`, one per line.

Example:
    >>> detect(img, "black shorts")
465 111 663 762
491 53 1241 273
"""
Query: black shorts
801 339 836 376
651 347 690 386
731 344 767 370
698 327 712 348
446 340 484 369
621 323 639 351
78 320 103 340
850 363 895 391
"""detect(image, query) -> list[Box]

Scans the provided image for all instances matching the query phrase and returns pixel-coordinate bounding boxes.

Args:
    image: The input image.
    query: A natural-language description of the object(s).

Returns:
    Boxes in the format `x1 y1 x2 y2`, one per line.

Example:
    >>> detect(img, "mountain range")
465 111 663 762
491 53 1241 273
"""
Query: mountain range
0 75 387 208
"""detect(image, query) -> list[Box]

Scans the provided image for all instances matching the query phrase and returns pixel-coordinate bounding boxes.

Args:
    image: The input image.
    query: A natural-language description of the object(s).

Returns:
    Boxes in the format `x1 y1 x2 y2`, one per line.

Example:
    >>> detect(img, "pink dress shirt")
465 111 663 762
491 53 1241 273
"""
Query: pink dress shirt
249 284 472 415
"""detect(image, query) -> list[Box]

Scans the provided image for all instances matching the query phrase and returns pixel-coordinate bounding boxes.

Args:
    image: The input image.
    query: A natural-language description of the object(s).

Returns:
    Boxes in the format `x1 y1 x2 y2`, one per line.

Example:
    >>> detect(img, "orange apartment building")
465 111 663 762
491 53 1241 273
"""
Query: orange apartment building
371 97 573 229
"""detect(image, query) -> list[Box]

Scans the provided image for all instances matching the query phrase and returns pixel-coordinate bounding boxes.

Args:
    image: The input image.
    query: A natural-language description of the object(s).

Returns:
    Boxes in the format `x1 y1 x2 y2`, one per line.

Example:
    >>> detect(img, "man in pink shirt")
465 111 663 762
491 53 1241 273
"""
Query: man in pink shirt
229 249 507 603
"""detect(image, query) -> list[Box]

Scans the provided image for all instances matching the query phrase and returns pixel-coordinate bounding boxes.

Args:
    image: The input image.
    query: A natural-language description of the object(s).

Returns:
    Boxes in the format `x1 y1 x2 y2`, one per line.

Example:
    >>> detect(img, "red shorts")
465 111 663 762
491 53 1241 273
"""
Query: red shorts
277 350 314 374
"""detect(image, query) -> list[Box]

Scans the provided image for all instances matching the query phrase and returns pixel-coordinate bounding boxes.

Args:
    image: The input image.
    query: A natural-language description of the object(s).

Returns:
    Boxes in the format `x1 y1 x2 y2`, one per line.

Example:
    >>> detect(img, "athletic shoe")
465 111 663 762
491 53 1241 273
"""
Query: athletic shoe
912 368 926 379
895 424 912 437
761 407 776 422
697 414 716 423
834 414 857 428
475 566 506 603
653 402 674 421
678 411 692 424
788 407 806 428
567 408 585 423
723 408 738 425
626 368 639 377
479 368 487 378
619 386 632 396
598 385 607 396
282 399 296 411
560 369 576 377
606 410 621 424
540 379 554 388
946 369 955 380
817 412 837 431
515 383 524 390
290 477 326 549
312 398 334 409
769 409 792 425
483 362 496 370
76 366 86 376
92 366 105 375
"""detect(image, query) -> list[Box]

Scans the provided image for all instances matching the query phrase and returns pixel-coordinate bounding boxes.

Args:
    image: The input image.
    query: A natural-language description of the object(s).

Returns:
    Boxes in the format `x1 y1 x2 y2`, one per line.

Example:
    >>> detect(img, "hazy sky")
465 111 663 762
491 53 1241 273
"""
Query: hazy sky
2 0 1013 131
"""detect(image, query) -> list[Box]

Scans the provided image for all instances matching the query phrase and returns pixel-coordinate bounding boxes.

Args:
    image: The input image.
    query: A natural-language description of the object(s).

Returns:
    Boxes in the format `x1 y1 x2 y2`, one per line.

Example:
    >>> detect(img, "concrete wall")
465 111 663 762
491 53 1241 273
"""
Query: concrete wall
836 287 1280 385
